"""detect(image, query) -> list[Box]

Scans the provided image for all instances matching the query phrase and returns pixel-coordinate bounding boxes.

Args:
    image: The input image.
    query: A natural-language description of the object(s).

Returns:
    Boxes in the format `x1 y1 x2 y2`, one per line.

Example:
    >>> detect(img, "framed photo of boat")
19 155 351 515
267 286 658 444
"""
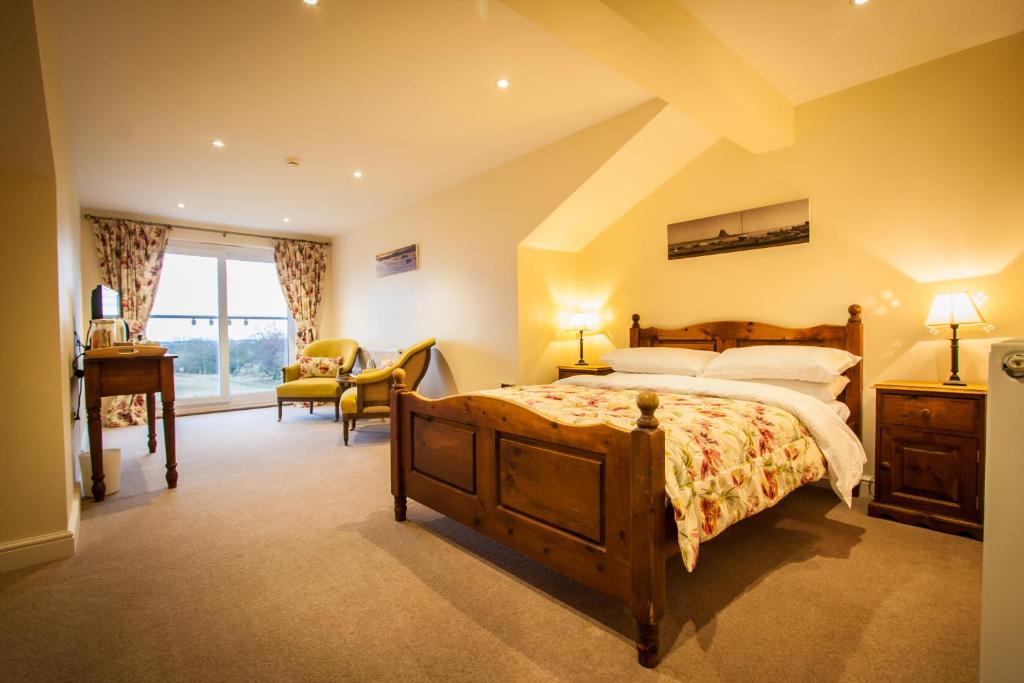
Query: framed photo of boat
667 199 809 260
375 243 419 277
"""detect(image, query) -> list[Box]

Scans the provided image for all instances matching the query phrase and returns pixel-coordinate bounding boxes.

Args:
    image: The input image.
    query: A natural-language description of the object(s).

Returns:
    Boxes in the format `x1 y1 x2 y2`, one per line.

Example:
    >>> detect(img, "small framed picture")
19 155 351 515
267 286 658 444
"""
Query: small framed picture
375 244 419 277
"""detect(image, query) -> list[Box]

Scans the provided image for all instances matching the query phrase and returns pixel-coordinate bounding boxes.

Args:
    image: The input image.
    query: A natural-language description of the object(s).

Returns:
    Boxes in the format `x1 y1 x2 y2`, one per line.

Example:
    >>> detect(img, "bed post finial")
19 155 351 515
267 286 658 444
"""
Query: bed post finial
635 391 659 429
848 304 862 323
631 313 640 328
392 367 407 391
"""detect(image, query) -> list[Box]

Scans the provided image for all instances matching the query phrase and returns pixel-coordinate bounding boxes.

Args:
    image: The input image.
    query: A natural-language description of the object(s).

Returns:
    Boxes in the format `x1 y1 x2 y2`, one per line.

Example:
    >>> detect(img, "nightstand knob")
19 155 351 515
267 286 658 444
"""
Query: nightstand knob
880 461 892 471
919 407 932 420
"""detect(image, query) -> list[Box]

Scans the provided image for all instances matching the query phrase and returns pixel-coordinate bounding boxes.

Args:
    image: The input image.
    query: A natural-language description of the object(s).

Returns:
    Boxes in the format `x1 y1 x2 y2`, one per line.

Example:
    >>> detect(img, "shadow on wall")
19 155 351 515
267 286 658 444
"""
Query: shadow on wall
418 347 457 398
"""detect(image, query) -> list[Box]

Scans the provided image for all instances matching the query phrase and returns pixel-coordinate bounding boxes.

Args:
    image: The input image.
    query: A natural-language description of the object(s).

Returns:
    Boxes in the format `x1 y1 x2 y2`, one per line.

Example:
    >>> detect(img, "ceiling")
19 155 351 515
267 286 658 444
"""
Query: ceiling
51 0 649 236
679 0 1024 103
50 0 1024 237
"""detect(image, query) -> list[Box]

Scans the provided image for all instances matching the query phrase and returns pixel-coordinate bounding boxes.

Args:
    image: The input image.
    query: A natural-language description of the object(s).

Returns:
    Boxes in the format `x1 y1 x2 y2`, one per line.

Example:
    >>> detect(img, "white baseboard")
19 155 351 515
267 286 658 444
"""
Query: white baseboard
0 495 80 573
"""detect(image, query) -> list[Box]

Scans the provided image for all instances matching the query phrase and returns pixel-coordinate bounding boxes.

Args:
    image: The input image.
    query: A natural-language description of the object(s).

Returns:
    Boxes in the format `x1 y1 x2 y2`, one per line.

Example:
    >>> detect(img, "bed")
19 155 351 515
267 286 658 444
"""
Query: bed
388 305 865 667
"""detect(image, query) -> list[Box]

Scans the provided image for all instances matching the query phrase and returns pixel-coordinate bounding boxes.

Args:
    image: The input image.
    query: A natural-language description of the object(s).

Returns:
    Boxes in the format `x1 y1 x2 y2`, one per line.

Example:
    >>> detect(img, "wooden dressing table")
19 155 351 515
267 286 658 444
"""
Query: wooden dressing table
84 354 178 501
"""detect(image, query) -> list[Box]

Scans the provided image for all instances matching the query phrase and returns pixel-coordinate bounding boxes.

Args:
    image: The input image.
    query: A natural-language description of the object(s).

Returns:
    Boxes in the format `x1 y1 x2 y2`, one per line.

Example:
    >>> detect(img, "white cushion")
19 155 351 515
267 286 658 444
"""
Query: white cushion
702 345 861 383
738 376 851 403
601 347 719 377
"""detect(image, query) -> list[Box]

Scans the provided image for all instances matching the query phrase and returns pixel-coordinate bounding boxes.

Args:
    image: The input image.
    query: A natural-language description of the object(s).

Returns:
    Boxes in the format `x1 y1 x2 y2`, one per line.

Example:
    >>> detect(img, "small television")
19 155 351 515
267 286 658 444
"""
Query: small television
91 285 121 319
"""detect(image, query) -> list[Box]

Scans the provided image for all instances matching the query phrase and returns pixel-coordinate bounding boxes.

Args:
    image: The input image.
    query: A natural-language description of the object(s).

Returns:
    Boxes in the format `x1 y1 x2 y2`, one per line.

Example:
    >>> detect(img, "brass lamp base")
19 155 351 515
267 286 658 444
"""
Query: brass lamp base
943 324 966 386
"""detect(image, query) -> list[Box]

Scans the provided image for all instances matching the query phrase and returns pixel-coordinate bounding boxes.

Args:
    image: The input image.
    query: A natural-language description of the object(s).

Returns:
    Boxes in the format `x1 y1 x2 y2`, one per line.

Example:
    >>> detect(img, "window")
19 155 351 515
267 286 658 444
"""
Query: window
149 243 292 406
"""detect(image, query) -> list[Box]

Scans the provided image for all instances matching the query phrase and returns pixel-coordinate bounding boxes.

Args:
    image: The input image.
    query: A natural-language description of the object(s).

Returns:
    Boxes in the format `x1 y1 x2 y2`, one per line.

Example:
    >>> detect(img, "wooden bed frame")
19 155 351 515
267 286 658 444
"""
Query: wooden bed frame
389 304 863 667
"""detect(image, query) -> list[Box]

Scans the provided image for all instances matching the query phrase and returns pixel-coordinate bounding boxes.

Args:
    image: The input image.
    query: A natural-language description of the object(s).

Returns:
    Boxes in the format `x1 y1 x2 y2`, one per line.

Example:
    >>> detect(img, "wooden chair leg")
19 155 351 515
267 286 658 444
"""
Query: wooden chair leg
309 401 314 414
343 417 349 445
334 399 340 422
277 400 282 422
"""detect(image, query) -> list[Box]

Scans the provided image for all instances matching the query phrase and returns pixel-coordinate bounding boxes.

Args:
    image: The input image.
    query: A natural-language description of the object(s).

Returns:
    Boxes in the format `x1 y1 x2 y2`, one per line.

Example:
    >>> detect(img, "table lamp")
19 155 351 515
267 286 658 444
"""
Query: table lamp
565 312 600 366
925 292 985 386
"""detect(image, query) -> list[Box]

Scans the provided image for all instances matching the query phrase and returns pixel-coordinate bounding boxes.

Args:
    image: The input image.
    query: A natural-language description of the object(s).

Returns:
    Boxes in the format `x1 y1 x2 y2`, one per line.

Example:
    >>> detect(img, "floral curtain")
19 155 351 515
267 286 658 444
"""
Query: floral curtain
91 217 169 427
273 239 327 356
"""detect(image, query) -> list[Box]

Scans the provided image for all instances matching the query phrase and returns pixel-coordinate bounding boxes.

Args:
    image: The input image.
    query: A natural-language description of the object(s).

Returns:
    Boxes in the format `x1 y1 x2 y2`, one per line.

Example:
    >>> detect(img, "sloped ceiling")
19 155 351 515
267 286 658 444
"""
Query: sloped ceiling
520 102 716 252
680 0 1024 103
48 0 1024 245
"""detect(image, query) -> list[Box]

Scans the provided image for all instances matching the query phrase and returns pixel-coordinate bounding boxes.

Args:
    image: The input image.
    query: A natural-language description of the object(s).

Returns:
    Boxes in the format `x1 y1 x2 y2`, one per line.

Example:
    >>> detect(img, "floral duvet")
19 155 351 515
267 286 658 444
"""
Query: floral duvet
482 382 829 571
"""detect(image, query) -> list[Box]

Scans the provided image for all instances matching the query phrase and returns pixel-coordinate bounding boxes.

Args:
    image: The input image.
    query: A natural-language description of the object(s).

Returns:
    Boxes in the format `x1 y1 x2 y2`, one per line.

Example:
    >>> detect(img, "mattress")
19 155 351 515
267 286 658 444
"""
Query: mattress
481 373 865 571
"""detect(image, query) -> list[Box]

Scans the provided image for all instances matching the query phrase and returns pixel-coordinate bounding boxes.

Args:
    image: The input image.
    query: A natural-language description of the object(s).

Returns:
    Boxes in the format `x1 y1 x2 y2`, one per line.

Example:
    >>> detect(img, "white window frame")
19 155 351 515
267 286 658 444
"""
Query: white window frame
153 240 295 410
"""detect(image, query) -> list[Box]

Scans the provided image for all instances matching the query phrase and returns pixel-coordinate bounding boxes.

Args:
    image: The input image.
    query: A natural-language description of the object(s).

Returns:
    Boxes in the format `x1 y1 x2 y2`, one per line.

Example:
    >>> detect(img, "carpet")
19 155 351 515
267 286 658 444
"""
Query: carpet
0 406 981 681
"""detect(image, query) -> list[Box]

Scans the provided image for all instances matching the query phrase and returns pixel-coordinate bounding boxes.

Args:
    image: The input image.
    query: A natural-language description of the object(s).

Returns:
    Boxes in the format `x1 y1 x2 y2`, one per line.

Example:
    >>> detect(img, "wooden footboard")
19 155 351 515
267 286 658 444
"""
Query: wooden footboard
390 369 668 667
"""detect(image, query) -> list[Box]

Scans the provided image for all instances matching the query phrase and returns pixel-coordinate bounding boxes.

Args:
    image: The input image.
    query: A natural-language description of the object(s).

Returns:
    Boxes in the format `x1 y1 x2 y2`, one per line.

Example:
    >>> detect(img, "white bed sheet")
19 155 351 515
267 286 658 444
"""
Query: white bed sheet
557 372 866 506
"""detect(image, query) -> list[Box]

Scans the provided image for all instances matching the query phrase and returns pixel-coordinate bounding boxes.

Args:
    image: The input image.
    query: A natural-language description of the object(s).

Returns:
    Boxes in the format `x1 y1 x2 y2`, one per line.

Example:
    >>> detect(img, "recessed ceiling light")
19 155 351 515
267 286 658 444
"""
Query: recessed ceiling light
851 0 870 5
177 202 185 208
212 139 225 148
283 217 290 223
353 170 363 178
303 0 318 5
495 78 510 89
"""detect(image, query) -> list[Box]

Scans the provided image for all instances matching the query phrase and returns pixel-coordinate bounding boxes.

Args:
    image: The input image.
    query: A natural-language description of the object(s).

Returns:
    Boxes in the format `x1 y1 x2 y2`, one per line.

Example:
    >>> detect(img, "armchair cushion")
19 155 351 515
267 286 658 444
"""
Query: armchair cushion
301 339 359 374
298 355 345 378
276 378 342 399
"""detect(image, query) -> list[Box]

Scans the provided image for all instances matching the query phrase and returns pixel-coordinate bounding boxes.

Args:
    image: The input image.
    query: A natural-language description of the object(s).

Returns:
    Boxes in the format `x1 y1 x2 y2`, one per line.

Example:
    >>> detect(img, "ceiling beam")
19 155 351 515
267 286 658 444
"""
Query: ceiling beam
501 0 793 153
520 102 716 252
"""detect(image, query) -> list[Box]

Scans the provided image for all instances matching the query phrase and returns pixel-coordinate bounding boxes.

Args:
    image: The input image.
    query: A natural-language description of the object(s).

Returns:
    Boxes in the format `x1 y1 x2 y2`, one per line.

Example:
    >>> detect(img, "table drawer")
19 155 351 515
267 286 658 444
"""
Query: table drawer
878 393 978 432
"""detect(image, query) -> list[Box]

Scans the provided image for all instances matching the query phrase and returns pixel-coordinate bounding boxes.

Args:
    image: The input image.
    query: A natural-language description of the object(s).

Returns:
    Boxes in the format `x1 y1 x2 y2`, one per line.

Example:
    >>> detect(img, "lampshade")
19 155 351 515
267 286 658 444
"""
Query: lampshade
564 311 600 333
925 292 985 327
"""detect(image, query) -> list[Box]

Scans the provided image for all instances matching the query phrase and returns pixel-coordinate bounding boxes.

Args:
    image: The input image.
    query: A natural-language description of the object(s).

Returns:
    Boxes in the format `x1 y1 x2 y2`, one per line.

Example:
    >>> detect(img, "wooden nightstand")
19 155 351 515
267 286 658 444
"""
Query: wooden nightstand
868 381 986 539
557 364 613 380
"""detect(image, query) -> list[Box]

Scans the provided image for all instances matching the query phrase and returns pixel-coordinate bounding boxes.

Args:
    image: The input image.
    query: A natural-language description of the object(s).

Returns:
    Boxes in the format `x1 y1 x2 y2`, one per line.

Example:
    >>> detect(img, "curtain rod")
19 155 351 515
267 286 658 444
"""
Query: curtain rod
83 214 332 246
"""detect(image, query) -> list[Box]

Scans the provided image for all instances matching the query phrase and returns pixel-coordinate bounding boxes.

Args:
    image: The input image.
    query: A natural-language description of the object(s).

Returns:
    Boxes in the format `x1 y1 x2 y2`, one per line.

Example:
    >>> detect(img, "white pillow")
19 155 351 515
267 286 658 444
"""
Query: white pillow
602 347 719 377
702 345 861 383
737 376 851 403
828 400 851 422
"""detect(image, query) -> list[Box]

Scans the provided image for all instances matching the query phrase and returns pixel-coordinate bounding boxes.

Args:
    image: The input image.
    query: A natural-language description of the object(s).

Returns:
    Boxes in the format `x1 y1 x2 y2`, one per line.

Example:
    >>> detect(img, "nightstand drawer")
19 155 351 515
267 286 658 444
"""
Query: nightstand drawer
878 393 978 432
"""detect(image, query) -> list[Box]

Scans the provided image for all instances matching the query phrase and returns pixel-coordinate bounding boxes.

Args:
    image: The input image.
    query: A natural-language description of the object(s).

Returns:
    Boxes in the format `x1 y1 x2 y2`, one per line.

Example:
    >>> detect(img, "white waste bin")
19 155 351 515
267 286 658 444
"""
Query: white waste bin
78 449 122 497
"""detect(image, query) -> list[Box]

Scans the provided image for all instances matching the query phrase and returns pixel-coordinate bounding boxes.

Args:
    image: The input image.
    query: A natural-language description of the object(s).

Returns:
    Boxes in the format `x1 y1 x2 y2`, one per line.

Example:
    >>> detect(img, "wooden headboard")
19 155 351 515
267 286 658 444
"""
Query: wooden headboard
629 304 864 438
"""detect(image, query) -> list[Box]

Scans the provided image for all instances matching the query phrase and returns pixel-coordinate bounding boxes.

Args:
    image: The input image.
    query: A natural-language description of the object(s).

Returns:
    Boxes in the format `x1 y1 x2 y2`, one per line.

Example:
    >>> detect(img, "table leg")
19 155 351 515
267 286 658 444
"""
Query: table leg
85 390 106 502
163 400 178 488
146 393 157 453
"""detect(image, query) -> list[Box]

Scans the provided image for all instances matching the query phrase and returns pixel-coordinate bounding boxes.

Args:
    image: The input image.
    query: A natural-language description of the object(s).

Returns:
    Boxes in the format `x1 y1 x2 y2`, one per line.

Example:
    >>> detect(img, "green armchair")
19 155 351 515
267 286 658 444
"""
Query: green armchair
276 338 359 421
342 337 435 445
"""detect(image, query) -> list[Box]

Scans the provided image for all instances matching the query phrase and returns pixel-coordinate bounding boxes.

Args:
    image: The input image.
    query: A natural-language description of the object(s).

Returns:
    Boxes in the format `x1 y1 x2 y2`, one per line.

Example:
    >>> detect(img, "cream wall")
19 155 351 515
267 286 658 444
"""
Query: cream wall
516 246 582 384
37 0 83 527
0 0 81 570
571 32 1024 474
332 101 663 396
